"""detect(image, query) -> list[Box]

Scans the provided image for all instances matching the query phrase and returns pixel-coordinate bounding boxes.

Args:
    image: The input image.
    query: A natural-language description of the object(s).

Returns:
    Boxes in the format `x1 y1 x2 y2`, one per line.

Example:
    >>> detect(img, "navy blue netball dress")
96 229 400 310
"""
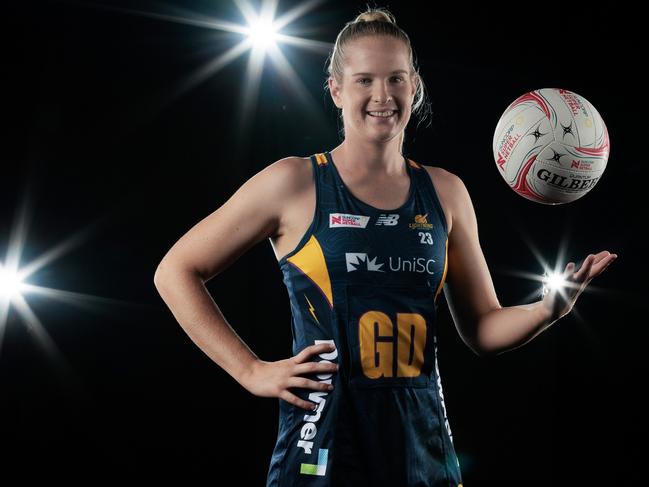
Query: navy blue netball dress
266 150 464 487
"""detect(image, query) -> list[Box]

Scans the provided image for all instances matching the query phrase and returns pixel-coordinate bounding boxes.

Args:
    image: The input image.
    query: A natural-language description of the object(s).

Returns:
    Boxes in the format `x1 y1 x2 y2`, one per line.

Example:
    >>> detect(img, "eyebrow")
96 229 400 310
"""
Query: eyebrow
352 70 409 76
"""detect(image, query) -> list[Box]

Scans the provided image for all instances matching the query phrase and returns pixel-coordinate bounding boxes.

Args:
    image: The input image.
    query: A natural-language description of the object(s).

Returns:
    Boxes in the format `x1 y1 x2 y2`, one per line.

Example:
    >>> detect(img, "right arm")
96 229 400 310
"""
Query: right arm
153 157 337 410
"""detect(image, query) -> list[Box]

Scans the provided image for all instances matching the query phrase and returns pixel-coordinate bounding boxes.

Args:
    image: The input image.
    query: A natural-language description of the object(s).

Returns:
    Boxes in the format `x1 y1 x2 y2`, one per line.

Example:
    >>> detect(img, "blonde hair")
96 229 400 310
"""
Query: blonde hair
325 6 431 154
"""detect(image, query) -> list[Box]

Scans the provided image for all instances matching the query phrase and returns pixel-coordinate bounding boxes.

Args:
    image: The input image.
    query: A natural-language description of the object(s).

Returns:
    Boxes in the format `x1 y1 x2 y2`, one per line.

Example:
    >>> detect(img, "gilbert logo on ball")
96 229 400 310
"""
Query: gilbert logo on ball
492 88 610 205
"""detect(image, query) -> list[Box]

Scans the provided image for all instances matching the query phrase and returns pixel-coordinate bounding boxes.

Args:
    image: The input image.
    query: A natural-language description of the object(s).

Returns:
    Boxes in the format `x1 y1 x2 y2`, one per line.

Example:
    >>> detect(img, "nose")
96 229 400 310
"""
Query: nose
373 81 393 104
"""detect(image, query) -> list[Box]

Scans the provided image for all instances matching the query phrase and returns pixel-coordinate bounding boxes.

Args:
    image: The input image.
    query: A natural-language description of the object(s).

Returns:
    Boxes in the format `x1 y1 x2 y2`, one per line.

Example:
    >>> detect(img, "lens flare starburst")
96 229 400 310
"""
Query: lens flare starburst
0 266 26 299
245 17 279 49
82 0 333 148
541 270 567 297
0 186 143 388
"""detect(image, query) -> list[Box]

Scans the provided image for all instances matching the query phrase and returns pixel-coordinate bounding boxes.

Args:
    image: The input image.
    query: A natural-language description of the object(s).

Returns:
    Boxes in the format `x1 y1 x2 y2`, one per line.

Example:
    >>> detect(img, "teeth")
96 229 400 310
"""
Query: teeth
368 110 396 117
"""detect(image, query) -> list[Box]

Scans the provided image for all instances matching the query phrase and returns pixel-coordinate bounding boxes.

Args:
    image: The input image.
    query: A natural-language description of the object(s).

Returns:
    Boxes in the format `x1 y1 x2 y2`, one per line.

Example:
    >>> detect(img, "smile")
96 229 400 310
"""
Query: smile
367 110 398 118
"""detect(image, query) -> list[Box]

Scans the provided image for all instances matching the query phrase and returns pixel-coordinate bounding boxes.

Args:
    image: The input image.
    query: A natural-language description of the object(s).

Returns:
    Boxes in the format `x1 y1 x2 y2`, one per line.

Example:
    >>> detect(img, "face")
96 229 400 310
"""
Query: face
329 35 418 143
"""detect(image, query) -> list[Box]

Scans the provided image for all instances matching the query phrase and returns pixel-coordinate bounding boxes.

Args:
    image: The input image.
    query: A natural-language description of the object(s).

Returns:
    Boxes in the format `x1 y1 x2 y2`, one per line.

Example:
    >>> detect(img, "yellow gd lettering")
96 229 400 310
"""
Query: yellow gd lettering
358 310 426 379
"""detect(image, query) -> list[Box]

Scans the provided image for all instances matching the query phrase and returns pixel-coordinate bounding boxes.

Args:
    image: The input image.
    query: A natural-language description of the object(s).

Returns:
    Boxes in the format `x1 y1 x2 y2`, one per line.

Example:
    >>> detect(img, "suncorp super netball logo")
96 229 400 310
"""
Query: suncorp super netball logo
329 213 369 228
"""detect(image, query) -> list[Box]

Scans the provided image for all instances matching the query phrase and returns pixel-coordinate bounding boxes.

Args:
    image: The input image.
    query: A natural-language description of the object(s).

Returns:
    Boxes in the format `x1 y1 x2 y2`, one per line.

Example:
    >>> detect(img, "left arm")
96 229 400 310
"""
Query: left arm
439 170 617 357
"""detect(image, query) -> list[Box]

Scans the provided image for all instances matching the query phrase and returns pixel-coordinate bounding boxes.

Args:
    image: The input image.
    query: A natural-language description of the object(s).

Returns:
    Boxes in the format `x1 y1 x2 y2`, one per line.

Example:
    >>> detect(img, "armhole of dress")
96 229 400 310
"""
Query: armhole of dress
277 155 320 267
420 164 449 236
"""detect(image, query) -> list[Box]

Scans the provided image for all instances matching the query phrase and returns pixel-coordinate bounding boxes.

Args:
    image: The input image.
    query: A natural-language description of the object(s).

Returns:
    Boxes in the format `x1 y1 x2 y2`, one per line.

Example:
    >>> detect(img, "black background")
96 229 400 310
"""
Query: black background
2 0 645 485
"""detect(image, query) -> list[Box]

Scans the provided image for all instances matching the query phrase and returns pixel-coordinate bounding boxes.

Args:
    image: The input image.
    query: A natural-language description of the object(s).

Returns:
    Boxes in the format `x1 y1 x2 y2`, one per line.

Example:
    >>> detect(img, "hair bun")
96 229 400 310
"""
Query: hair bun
354 9 396 24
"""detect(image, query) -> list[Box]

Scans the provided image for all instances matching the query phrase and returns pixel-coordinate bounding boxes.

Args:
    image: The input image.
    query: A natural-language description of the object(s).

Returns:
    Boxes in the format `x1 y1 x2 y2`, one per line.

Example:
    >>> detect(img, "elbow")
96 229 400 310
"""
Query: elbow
153 259 183 290
468 340 491 358
473 339 508 358
472 346 487 358
471 307 504 358
153 266 168 291
153 260 170 288
457 322 489 358
154 259 202 290
466 339 497 357
461 335 490 358
465 333 502 358
474 346 498 358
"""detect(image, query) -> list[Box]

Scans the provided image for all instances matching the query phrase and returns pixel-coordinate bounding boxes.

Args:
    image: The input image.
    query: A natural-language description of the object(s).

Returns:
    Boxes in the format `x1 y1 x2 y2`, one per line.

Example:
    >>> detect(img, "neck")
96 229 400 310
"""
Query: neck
331 136 405 177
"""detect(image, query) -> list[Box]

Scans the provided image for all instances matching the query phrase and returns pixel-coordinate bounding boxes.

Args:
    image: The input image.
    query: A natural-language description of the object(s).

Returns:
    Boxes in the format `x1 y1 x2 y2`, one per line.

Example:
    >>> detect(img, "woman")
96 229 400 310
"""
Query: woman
153 7 617 487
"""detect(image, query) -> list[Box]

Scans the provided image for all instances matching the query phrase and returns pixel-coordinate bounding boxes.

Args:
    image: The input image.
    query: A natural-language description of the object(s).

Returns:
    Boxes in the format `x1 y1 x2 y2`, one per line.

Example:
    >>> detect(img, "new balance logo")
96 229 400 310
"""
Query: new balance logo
375 214 400 226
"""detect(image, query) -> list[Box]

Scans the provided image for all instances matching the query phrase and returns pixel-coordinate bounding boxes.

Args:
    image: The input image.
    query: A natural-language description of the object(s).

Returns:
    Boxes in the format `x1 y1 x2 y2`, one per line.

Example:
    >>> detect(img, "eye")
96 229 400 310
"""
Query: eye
357 76 404 85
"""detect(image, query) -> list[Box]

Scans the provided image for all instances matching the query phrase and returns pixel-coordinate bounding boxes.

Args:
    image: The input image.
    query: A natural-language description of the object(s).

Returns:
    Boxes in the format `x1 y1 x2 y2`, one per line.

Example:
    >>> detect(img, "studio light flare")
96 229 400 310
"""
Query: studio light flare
245 17 279 50
85 0 334 143
541 270 567 297
0 265 26 300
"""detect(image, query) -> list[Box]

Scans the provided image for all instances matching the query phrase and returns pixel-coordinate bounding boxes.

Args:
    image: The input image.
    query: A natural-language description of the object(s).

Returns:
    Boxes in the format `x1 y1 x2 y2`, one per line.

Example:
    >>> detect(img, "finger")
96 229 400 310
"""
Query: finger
287 377 335 392
279 389 320 411
574 255 596 281
294 342 336 363
578 253 615 280
563 262 576 278
560 262 582 293
593 253 618 274
591 251 617 265
602 254 618 271
294 361 339 376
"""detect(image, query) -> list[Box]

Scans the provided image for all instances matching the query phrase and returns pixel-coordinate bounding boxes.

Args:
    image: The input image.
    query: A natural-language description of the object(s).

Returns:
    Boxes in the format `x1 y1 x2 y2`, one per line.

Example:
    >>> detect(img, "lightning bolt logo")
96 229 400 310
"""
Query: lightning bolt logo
304 294 320 325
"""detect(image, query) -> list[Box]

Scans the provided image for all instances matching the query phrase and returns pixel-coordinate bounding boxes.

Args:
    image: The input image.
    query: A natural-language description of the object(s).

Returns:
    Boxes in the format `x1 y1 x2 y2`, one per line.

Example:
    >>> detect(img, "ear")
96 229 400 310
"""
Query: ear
411 73 419 99
328 76 343 110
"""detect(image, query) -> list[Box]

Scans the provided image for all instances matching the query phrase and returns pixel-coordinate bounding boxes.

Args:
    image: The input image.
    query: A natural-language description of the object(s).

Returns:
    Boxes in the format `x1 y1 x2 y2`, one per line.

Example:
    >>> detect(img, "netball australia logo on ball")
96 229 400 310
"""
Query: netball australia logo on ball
408 213 433 230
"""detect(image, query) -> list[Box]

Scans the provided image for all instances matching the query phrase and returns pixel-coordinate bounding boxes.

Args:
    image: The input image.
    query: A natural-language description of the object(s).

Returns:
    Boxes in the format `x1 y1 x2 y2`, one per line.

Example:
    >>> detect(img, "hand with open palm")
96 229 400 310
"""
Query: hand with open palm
541 250 618 322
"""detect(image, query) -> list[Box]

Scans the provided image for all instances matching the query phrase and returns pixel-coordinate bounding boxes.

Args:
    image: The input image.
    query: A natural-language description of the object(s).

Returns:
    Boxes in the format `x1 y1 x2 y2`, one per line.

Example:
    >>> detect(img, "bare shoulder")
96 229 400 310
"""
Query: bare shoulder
271 154 313 198
258 153 311 197
279 155 313 187
259 154 313 230
421 165 465 236
274 154 315 235
263 155 311 189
